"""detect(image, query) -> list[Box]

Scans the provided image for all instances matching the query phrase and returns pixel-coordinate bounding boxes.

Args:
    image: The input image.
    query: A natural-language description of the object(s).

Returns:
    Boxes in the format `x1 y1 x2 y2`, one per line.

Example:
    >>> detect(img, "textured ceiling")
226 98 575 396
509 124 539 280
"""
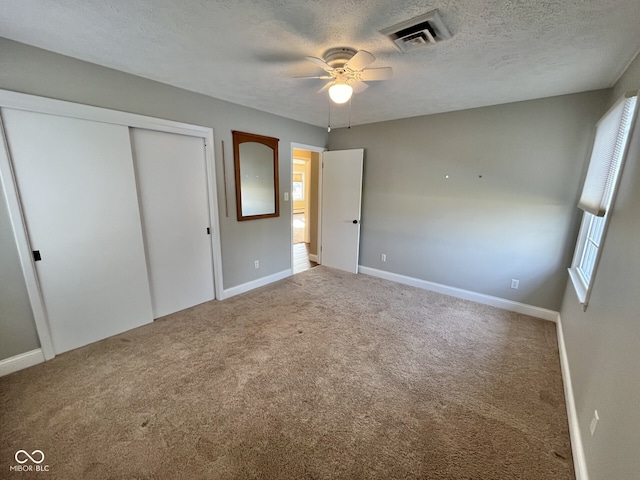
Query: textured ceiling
1 0 639 127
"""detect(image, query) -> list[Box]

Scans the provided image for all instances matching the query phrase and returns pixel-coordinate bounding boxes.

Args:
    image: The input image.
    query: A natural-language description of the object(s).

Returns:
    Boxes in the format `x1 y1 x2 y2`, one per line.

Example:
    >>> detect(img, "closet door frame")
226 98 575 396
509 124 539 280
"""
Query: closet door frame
0 89 224 360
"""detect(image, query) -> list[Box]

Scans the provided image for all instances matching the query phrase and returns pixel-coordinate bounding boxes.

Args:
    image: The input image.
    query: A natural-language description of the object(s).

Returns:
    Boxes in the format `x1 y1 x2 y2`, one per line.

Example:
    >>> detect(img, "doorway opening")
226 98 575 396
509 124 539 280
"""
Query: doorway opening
292 147 321 273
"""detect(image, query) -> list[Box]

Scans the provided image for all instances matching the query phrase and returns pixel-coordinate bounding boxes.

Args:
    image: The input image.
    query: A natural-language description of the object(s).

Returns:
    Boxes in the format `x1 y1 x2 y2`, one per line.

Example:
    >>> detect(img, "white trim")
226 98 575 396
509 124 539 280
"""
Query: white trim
290 143 326 154
358 266 558 322
0 90 211 138
221 269 292 300
309 254 318 263
556 313 589 480
568 267 588 305
0 349 45 377
0 89 225 357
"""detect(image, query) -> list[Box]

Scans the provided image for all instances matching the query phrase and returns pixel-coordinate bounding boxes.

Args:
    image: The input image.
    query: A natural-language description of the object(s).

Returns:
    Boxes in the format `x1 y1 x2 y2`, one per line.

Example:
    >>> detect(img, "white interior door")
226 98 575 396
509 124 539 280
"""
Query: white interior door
130 128 214 318
2 108 153 354
320 149 364 273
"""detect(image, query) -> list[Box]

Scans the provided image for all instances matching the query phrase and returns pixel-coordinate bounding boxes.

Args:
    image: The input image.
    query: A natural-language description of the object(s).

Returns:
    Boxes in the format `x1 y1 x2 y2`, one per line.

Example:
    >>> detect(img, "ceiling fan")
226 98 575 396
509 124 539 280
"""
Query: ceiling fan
298 47 393 104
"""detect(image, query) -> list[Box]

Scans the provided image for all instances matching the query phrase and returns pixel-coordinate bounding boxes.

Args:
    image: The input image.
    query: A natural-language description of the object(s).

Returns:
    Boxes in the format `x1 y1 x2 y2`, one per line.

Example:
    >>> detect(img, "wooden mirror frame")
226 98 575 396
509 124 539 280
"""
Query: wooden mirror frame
232 130 280 221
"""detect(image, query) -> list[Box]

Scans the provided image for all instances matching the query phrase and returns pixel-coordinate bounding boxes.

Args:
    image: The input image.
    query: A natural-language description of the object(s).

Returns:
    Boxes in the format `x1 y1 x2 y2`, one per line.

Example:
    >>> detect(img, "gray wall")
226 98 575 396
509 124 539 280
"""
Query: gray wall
559 52 640 480
0 38 326 361
329 91 609 310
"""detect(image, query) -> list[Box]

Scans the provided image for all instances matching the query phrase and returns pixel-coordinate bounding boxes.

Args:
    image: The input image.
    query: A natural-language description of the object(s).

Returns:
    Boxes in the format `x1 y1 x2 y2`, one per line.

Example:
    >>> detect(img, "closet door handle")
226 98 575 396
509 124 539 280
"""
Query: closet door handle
33 250 42 261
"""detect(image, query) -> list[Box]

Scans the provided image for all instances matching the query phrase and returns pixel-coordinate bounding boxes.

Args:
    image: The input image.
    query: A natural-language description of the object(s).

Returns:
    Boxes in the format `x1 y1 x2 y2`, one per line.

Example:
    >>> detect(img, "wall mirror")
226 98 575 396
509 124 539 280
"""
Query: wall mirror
232 130 280 221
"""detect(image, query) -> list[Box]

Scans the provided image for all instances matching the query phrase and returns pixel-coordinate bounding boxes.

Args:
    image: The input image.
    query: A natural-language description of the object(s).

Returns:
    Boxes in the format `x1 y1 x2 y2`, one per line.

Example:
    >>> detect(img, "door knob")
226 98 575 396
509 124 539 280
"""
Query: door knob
352 220 358 224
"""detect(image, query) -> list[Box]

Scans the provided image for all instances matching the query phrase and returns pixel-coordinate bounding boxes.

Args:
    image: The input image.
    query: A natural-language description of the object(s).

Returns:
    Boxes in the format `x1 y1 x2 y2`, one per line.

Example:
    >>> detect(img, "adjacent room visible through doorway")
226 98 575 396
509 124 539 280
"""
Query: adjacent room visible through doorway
292 148 320 274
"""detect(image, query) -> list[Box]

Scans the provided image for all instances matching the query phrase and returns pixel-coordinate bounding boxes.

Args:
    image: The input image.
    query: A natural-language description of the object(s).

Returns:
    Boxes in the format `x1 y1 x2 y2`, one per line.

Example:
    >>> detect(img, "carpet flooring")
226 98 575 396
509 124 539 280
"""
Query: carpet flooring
0 267 574 479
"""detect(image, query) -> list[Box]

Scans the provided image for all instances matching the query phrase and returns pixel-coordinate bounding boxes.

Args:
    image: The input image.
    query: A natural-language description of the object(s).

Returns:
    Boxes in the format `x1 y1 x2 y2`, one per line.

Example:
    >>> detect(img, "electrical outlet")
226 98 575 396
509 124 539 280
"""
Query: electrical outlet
381 253 386 262
590 410 599 436
510 279 519 289
254 260 259 269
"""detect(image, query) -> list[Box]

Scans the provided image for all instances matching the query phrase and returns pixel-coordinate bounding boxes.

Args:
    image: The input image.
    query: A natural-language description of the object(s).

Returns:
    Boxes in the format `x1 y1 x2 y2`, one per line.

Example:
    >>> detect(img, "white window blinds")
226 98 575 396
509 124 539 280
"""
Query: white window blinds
577 94 637 216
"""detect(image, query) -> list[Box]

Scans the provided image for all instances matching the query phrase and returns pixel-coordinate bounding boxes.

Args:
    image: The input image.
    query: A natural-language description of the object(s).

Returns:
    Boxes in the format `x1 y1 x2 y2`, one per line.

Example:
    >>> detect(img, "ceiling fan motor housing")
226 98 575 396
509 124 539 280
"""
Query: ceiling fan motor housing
323 47 358 69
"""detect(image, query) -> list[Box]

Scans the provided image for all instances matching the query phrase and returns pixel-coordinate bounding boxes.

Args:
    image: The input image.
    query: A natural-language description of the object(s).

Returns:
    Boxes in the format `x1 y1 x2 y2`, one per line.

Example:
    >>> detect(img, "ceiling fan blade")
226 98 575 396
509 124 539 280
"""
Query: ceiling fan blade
351 81 369 94
317 81 334 93
293 75 333 79
345 50 375 71
306 56 333 71
360 67 393 81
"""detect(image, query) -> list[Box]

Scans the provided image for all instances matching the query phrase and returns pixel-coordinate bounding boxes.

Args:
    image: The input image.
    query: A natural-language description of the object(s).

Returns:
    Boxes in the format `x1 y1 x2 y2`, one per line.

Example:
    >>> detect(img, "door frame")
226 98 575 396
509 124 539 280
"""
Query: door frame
290 143 325 269
0 89 224 360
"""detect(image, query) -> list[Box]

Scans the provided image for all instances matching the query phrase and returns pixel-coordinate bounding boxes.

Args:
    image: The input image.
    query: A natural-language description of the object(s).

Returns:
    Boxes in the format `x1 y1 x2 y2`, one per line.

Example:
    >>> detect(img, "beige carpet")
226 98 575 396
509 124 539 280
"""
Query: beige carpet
0 267 574 479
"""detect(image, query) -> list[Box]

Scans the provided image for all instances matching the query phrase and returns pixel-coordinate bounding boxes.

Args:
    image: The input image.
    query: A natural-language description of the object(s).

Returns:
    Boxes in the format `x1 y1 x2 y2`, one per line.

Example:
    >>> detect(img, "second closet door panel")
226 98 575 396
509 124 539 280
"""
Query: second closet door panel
2 108 153 354
130 128 214 318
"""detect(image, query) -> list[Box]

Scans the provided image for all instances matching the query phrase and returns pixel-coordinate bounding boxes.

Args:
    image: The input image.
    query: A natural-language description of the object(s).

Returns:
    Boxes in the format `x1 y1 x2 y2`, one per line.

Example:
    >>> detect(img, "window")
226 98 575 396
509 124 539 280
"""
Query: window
292 173 304 201
569 92 638 308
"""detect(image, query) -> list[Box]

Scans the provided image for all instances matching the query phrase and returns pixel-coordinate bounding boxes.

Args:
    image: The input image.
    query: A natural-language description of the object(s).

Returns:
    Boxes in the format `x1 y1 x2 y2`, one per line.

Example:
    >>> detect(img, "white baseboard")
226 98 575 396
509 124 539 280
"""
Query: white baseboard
0 348 45 377
358 266 558 322
221 269 292 300
556 313 589 480
309 254 318 263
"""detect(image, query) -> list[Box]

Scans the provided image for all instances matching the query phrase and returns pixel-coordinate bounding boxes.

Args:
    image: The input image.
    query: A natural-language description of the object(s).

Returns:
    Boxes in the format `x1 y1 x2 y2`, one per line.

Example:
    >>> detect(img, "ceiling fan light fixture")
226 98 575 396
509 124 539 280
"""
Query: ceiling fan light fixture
328 83 353 104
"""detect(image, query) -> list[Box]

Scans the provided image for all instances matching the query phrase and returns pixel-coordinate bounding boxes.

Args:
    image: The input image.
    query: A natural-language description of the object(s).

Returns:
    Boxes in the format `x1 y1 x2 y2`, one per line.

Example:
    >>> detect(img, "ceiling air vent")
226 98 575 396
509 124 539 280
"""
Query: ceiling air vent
381 10 451 53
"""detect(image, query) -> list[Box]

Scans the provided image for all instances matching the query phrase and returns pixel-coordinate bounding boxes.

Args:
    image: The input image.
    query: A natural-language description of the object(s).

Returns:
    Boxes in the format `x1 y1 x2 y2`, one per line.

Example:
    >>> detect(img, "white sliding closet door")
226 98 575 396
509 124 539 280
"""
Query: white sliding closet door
2 109 153 354
130 128 214 318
